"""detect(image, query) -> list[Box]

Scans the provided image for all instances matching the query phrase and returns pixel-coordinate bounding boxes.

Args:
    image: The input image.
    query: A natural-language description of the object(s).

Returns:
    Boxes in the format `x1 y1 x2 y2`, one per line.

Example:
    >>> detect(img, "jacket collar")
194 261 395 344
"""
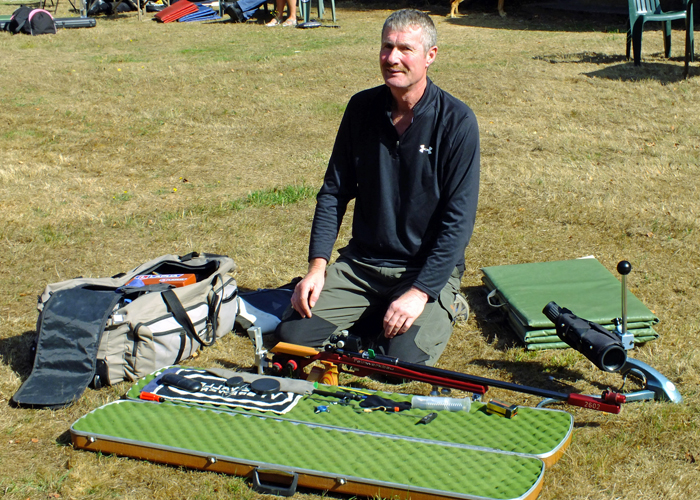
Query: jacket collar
382 77 435 118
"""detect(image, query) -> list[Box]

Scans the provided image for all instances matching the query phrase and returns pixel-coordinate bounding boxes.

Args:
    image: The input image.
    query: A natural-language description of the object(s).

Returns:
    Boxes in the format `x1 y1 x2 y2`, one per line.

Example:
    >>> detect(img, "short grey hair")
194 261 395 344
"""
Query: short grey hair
382 9 438 54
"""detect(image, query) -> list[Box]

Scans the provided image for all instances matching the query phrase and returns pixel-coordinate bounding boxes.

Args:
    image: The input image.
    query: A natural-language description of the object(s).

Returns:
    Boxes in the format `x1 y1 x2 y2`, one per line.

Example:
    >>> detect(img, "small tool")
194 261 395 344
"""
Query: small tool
139 391 164 402
416 412 438 425
160 373 202 392
486 399 518 418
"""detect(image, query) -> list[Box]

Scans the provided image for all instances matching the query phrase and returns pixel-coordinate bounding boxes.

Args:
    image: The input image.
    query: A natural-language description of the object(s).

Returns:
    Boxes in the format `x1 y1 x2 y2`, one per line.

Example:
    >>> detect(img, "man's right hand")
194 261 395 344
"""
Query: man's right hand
290 258 328 318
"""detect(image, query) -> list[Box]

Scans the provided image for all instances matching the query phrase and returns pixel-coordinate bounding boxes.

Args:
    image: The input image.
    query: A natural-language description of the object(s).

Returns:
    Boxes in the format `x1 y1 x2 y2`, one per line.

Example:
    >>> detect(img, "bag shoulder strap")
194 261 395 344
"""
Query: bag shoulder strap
161 289 215 347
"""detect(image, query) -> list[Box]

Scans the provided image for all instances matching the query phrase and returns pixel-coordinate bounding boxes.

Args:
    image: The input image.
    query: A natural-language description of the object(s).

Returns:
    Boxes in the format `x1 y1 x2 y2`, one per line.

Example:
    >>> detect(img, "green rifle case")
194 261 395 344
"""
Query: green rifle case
70 368 575 500
72 399 545 500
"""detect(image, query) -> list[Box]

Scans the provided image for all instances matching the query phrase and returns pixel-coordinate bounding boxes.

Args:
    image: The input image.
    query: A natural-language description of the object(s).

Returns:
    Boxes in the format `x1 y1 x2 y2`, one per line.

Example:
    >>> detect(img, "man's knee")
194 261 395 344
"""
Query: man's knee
274 315 302 344
380 332 432 365
274 308 339 347
410 303 455 365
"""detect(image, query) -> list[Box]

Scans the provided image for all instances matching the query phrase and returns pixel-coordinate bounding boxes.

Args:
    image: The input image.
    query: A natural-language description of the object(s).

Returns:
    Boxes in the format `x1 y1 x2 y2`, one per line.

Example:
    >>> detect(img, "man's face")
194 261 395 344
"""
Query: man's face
379 26 437 93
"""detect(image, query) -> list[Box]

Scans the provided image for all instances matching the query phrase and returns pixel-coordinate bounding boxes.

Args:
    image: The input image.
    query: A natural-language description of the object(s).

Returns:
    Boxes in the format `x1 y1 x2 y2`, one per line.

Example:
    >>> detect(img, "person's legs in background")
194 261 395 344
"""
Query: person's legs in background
265 0 296 25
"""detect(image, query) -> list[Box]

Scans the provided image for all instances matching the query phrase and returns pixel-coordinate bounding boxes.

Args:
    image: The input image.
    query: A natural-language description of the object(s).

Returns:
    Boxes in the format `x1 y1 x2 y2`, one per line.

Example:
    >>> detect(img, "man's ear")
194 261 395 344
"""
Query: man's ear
425 46 438 68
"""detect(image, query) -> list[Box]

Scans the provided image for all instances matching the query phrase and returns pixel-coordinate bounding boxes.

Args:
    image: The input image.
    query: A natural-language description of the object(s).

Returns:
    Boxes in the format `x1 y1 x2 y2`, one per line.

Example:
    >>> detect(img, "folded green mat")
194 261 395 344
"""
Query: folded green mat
481 258 659 350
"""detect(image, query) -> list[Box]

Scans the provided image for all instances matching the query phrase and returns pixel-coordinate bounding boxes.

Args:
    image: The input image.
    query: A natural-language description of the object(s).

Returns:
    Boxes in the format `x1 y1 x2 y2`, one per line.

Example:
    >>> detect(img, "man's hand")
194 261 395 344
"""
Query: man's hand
291 258 328 318
383 286 429 338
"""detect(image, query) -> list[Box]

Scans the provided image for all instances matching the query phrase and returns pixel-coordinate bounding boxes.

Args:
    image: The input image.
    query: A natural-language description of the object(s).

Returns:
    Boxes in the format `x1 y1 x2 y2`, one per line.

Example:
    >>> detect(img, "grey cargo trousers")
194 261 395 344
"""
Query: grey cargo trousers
274 257 461 366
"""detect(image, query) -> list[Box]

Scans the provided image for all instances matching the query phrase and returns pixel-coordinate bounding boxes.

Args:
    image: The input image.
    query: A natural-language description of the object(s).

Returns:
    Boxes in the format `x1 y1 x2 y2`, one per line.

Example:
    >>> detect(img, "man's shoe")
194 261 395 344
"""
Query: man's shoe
451 293 469 323
223 1 245 22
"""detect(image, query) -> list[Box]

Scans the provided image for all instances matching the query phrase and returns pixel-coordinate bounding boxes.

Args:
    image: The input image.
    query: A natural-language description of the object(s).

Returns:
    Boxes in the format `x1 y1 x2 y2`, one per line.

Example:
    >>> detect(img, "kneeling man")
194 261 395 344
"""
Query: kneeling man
275 9 480 366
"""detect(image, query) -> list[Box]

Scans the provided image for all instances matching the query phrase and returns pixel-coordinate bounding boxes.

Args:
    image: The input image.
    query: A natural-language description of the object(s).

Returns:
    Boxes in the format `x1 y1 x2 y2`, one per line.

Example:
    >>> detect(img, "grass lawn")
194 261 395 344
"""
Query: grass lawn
1 1 699 499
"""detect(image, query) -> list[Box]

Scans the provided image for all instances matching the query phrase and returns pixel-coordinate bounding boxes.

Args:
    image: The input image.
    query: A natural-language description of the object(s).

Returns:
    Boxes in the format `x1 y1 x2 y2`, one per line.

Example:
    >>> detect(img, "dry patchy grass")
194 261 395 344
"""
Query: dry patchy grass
1 2 699 500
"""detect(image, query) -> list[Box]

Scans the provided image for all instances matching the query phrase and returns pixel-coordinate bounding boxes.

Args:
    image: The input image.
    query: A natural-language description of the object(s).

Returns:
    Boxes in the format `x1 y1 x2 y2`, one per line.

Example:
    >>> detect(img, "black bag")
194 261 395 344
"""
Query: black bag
26 9 56 34
111 0 137 13
6 6 56 35
87 0 112 16
6 6 31 33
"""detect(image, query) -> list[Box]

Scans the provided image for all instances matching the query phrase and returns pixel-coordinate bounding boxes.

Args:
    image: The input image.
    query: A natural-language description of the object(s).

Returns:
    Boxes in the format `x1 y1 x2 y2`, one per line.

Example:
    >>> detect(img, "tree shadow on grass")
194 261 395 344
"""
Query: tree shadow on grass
339 0 630 32
533 50 692 83
441 0 630 33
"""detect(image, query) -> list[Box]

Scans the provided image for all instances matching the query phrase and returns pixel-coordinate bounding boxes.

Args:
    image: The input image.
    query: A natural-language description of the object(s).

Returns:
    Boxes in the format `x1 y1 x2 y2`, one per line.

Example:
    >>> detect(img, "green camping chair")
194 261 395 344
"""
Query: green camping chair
298 0 335 23
685 0 696 77
626 0 694 66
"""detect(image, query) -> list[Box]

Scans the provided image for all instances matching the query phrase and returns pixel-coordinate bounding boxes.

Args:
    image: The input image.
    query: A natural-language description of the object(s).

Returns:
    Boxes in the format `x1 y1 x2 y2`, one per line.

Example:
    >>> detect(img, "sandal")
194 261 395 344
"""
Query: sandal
281 17 297 26
265 16 282 26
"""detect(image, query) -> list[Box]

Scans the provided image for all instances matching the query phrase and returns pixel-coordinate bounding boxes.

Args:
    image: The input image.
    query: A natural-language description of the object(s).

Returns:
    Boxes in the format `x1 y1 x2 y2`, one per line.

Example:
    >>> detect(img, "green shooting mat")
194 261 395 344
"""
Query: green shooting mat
481 258 659 350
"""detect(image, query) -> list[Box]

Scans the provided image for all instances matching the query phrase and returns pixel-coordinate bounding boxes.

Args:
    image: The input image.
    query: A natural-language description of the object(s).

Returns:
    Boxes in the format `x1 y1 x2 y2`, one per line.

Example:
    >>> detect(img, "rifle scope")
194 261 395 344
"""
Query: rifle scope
543 301 627 372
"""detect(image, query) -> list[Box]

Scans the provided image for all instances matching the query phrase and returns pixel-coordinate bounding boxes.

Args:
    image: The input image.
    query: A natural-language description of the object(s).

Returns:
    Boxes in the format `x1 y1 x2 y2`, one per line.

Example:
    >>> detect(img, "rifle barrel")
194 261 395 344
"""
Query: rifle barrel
334 348 623 414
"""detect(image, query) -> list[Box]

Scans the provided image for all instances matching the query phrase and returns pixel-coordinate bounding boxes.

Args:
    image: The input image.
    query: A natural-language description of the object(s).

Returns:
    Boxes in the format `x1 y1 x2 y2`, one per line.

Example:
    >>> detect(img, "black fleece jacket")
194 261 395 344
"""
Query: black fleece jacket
309 78 480 300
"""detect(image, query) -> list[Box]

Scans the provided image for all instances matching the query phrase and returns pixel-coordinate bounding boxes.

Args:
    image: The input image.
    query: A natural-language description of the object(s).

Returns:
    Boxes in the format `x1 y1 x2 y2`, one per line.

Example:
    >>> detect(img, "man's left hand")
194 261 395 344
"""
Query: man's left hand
383 287 429 338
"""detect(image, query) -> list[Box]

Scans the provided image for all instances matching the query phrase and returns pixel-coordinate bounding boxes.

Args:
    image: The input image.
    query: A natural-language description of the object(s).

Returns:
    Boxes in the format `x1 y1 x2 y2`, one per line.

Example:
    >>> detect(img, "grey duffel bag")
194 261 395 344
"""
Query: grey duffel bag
12 252 238 409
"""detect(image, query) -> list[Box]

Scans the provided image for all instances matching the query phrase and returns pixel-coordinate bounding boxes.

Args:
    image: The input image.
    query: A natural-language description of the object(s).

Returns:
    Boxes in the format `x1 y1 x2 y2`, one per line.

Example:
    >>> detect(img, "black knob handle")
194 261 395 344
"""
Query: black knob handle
617 261 632 275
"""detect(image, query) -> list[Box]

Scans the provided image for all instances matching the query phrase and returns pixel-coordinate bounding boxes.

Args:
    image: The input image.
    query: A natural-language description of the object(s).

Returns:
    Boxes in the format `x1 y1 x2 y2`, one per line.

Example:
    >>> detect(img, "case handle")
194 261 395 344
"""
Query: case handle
486 289 505 308
251 468 298 497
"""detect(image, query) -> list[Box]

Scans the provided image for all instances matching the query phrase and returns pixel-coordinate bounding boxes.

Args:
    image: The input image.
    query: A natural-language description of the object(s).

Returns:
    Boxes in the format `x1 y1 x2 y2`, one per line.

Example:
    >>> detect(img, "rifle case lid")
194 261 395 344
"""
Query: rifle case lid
72 399 546 500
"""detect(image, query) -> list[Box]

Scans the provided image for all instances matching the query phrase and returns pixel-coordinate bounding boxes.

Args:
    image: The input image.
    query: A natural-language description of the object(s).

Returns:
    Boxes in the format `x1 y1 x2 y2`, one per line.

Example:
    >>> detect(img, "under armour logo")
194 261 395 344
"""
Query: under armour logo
419 145 432 154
